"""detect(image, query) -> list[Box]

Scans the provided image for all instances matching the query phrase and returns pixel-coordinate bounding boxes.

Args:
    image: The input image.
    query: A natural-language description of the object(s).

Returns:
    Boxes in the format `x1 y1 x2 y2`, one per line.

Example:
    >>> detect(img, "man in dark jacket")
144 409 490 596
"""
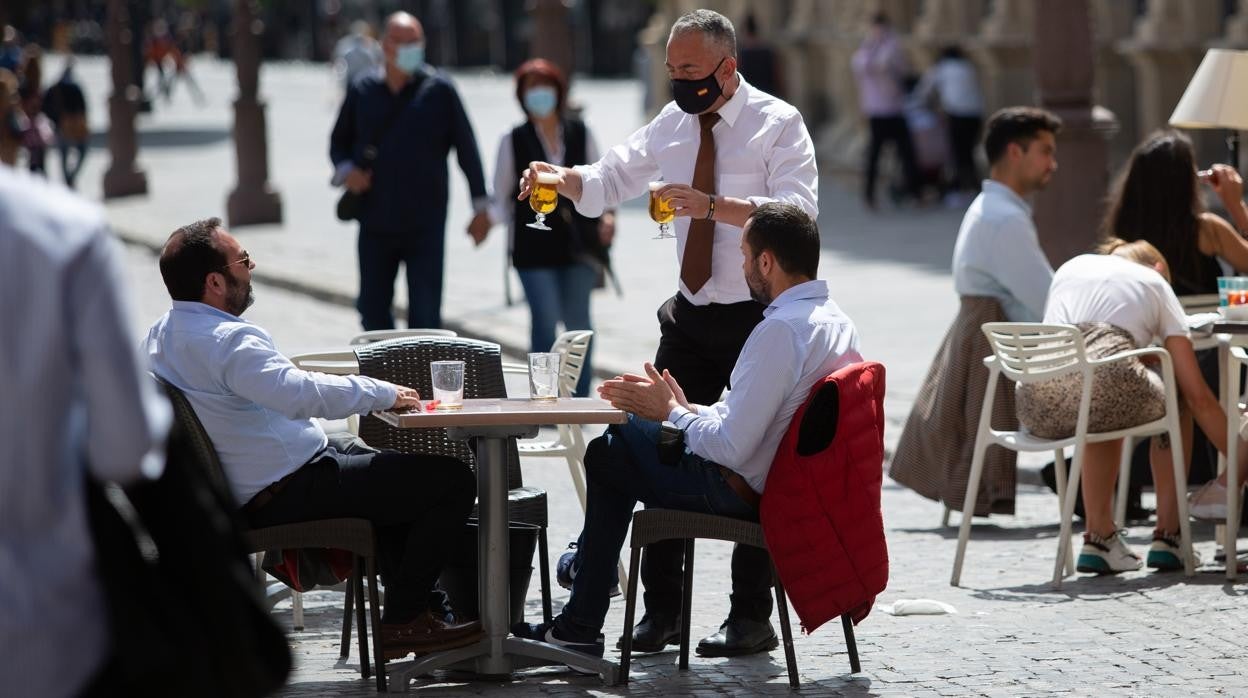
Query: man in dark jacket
330 11 490 330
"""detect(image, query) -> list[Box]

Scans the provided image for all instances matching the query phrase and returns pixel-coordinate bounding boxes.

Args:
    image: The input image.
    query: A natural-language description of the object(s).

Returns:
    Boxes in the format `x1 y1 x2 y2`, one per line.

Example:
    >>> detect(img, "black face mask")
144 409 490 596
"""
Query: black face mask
670 57 726 114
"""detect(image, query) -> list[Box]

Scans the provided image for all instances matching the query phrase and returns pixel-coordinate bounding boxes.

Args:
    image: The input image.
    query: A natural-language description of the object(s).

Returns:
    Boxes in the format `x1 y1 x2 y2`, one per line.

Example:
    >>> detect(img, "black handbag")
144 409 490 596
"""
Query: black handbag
85 414 291 698
335 72 427 222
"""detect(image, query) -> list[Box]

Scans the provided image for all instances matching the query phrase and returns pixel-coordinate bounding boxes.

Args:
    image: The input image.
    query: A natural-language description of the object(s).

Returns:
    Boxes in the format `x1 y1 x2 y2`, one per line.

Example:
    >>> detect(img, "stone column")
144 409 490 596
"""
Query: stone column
912 0 986 67
227 0 283 227
1091 0 1138 167
970 0 1035 114
529 0 574 75
1119 0 1223 163
102 0 147 199
776 0 824 122
1032 0 1119 267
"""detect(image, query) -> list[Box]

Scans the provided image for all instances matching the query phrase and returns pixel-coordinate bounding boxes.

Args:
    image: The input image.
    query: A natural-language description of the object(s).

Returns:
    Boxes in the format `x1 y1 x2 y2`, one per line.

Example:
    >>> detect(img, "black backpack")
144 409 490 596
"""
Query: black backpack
86 395 291 698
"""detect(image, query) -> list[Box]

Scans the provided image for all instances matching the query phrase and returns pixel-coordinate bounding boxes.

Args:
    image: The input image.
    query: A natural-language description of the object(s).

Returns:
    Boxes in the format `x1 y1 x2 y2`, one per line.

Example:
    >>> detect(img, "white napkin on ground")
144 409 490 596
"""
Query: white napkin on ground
878 599 957 616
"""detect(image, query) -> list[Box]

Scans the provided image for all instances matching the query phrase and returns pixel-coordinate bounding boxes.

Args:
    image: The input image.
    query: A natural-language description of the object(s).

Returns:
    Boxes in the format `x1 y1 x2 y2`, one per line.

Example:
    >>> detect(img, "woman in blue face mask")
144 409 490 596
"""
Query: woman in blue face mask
481 59 615 396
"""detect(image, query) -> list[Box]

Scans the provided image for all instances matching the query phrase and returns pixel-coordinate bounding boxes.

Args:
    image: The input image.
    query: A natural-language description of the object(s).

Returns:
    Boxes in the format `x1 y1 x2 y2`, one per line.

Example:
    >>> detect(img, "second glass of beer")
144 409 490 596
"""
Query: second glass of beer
649 180 675 239
528 172 560 230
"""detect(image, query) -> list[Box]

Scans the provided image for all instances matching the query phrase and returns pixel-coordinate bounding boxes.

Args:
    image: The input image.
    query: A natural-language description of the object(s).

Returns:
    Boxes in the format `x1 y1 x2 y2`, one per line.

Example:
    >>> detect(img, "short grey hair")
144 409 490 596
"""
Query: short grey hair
669 9 737 58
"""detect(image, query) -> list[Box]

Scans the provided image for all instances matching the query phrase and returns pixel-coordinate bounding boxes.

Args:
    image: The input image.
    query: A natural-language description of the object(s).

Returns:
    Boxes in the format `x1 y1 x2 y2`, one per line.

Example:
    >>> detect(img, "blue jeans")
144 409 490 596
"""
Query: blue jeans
517 263 597 396
560 415 757 637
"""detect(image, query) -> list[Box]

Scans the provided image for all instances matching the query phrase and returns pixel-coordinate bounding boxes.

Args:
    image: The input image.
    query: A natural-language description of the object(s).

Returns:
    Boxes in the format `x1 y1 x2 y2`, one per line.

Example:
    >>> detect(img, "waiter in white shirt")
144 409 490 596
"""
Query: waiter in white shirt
517 8 818 658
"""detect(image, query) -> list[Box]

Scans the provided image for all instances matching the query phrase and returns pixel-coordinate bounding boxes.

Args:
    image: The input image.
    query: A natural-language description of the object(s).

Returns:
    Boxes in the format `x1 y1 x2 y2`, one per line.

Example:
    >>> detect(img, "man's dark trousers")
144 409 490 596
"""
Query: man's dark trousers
643 293 773 624
246 435 475 624
562 416 758 636
357 225 447 331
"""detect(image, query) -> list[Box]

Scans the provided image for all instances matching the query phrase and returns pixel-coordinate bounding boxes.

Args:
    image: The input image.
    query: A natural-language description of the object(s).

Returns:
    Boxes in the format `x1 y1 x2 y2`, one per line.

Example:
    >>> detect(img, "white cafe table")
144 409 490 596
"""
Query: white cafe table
374 397 626 690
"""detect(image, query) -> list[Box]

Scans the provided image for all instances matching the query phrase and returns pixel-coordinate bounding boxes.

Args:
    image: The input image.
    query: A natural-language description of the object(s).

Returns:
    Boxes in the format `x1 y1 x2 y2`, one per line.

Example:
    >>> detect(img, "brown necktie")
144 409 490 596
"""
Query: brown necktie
681 112 720 294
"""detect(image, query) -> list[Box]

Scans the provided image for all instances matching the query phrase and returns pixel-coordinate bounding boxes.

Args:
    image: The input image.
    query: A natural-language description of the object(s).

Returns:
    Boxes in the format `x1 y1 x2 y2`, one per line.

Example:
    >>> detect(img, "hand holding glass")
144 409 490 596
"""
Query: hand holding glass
528 352 561 401
649 181 676 239
430 360 465 410
527 172 560 230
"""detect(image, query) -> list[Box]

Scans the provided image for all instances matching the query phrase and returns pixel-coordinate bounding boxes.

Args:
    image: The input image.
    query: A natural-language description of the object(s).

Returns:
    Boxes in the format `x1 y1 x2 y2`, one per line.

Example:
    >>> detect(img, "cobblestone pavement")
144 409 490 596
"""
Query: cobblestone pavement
94 53 1248 696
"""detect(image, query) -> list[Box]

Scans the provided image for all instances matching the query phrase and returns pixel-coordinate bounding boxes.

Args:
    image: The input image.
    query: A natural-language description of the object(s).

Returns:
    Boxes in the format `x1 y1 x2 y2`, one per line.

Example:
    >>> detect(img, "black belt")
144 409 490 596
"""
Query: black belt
717 465 760 510
241 445 328 515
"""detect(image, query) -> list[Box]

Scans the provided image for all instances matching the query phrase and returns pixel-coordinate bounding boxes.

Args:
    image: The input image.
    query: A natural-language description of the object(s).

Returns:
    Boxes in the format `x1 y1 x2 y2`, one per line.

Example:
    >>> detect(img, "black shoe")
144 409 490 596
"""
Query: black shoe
696 617 778 657
615 613 680 653
512 618 605 674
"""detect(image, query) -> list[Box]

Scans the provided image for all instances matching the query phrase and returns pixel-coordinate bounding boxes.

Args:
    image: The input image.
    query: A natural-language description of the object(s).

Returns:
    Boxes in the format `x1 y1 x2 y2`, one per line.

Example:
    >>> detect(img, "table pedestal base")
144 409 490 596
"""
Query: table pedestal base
386 637 619 691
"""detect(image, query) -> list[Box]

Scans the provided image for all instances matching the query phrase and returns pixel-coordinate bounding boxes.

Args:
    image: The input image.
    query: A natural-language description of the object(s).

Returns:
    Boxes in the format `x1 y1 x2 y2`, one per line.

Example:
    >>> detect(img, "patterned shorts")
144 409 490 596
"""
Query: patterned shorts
1016 323 1166 441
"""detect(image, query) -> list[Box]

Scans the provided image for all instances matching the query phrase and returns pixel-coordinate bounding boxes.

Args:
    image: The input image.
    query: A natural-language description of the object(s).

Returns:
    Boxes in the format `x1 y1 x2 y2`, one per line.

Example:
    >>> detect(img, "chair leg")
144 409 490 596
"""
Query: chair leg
1114 436 1133 527
538 525 553 624
951 431 992 586
941 506 951 528
565 450 589 513
1053 448 1073 576
772 573 799 688
678 539 695 671
1165 412 1195 577
355 558 371 681
366 557 387 692
841 614 861 674
292 590 305 631
618 545 643 685
1054 443 1088 587
340 569 355 659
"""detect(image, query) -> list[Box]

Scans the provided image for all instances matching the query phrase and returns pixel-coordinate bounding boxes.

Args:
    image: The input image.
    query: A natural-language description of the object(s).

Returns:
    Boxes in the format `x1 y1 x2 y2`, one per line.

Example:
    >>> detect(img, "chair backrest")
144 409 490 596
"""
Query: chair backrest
550 329 593 397
354 337 524 487
349 328 457 346
980 322 1089 385
152 375 235 502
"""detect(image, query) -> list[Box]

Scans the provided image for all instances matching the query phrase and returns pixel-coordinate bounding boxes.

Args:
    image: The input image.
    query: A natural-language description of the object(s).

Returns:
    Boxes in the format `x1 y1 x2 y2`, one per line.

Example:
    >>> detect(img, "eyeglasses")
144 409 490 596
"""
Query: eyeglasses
220 253 253 271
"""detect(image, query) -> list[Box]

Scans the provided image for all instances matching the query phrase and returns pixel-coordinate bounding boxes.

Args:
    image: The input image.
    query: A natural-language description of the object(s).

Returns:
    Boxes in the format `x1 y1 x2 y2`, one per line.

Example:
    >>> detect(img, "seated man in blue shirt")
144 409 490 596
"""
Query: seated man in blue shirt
513 202 864 661
144 218 481 660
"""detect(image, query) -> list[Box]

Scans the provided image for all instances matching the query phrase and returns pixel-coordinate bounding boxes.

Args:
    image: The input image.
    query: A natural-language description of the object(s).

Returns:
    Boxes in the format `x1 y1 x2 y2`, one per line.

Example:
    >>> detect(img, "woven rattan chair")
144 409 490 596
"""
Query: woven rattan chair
355 337 554 623
618 509 861 688
156 378 388 692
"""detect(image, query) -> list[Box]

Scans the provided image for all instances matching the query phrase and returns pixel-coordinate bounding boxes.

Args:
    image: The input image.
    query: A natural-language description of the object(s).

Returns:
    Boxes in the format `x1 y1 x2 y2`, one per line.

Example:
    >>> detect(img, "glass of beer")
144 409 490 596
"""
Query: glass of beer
649 180 675 239
527 172 560 230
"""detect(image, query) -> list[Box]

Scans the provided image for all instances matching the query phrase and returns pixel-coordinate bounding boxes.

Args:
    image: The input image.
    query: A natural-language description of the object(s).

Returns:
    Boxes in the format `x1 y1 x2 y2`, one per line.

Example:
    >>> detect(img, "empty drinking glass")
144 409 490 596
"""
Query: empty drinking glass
430 360 465 410
528 352 561 401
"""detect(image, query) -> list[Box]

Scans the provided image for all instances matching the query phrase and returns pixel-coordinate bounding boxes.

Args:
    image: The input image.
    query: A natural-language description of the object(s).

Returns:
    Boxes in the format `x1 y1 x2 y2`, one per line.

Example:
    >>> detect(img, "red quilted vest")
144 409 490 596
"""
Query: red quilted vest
760 361 888 633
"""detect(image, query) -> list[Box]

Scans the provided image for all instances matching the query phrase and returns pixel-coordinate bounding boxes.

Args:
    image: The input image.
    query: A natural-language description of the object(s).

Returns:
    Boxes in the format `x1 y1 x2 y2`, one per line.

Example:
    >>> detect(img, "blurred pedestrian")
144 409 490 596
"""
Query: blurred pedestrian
333 20 383 88
43 56 90 189
17 44 53 176
912 45 984 204
330 11 490 330
852 12 920 209
901 74 950 205
483 59 613 396
0 162 170 697
891 107 1061 517
0 69 20 166
0 25 20 73
736 13 783 99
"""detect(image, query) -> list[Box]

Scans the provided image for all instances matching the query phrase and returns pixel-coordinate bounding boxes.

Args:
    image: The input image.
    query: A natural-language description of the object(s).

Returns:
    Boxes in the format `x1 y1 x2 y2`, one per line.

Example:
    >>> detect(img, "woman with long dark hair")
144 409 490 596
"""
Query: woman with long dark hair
1105 129 1248 295
484 59 614 396
1104 129 1248 520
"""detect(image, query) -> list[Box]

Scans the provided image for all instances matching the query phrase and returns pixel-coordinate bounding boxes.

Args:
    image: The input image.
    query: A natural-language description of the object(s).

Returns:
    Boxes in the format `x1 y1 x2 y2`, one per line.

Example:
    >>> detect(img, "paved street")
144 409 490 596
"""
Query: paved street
84 54 1248 695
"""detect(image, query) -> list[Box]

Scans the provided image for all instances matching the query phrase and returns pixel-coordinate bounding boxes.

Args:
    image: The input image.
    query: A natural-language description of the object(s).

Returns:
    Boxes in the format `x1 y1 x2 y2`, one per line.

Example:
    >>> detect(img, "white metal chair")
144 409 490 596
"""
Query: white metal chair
348 328 457 345
950 323 1194 587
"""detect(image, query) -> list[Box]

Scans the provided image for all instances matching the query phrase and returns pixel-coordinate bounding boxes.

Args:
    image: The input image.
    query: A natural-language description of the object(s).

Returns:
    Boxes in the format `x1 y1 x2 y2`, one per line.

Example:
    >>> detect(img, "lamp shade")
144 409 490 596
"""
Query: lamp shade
1169 49 1248 131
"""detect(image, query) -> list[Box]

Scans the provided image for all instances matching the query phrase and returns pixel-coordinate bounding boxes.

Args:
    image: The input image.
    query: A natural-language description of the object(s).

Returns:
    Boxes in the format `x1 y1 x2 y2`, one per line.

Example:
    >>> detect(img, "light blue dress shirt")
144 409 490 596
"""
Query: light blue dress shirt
951 180 1054 321
1 168 170 698
667 280 863 493
145 301 399 505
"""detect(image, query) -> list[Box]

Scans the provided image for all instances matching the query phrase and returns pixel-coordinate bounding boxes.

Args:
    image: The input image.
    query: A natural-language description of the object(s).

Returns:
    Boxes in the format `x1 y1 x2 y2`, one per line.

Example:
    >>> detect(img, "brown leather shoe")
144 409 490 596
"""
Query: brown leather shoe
382 611 483 660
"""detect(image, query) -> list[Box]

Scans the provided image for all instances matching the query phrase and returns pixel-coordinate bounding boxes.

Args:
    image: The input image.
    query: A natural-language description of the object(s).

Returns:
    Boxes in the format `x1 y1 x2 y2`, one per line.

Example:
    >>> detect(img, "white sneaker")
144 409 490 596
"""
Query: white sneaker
1076 530 1142 574
1189 480 1231 521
